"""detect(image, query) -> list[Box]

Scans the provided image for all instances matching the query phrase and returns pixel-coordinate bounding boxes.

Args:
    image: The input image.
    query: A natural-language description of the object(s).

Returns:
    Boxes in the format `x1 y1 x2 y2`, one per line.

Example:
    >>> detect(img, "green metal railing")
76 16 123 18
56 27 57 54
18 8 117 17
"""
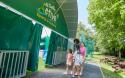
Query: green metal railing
52 51 66 65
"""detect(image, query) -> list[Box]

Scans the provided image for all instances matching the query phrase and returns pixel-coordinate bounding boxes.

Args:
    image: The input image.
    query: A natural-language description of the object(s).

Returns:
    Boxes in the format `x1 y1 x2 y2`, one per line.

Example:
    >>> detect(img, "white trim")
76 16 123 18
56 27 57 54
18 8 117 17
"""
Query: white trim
0 2 68 39
98 63 105 78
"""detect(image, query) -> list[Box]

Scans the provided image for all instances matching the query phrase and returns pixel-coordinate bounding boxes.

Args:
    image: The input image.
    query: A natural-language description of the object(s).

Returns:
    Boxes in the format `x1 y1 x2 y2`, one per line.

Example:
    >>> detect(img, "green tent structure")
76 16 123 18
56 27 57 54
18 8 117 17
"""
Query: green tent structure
0 0 78 78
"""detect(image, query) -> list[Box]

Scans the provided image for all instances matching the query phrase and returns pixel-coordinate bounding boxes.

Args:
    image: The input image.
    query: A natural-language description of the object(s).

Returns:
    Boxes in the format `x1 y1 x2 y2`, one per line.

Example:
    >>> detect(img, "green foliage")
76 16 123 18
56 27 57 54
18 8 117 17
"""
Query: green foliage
76 22 95 56
88 0 125 53
76 22 95 40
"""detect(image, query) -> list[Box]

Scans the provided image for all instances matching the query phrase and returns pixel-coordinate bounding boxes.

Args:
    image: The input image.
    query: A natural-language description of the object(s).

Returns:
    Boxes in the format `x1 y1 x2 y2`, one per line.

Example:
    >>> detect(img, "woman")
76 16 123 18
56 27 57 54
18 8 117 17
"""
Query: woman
72 39 82 78
72 45 82 78
79 42 86 75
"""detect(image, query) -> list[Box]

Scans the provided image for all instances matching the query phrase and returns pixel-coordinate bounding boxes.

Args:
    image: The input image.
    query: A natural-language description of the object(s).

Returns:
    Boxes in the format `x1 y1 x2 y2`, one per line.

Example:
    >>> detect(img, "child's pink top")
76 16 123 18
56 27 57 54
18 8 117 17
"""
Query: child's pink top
67 53 73 63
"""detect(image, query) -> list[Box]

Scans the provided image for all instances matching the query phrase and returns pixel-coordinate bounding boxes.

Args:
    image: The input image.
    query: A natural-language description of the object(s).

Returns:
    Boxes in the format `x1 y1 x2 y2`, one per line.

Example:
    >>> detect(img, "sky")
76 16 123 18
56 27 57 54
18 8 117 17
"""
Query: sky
77 0 91 28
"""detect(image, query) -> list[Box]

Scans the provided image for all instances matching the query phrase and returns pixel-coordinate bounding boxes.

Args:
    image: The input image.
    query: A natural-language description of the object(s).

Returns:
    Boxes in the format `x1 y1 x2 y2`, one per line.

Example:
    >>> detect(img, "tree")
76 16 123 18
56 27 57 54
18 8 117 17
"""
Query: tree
88 0 125 57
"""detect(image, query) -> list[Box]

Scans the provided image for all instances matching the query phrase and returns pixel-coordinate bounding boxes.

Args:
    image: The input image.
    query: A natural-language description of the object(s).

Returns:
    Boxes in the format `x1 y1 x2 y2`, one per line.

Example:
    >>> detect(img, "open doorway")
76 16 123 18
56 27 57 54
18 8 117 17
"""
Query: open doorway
38 27 51 71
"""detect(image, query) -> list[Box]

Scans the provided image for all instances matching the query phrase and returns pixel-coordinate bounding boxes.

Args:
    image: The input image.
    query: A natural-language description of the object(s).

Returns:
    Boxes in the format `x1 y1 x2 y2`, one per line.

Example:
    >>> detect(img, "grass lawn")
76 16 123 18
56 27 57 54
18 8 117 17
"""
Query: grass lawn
89 52 125 78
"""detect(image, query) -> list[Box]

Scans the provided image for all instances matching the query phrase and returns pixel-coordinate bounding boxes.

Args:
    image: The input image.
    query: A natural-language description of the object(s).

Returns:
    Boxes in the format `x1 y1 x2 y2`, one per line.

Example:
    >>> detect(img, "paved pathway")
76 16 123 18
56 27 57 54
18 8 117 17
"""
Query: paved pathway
82 62 103 78
28 61 103 78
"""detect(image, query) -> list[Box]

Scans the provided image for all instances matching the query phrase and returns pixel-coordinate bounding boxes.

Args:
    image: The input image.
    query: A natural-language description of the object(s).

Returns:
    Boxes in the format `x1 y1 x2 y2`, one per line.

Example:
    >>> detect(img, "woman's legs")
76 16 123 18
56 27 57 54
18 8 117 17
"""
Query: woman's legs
76 65 81 78
80 63 84 75
80 58 85 75
72 65 76 77
72 65 81 78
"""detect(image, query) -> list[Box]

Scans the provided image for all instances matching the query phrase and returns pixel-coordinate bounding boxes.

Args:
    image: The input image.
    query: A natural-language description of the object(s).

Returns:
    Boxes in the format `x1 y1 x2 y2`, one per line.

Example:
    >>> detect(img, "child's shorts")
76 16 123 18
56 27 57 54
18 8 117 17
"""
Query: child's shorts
67 62 73 66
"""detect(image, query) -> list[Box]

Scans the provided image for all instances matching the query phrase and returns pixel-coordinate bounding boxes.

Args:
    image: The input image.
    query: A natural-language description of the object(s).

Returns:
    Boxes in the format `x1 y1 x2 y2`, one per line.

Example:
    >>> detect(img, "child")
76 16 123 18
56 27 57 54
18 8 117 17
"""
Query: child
64 49 73 74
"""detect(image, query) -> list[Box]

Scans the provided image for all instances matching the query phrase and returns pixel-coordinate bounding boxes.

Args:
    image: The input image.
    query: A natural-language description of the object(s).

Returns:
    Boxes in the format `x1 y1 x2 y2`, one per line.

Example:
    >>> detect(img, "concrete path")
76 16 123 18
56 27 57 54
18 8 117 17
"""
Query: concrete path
82 62 103 78
28 61 103 78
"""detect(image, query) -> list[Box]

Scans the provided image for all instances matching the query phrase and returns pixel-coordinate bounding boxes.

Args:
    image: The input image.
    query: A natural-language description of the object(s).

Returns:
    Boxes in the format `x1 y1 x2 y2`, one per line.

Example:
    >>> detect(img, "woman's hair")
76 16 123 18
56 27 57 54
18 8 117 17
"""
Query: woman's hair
74 38 80 44
68 49 72 54
76 44 80 50
76 45 81 54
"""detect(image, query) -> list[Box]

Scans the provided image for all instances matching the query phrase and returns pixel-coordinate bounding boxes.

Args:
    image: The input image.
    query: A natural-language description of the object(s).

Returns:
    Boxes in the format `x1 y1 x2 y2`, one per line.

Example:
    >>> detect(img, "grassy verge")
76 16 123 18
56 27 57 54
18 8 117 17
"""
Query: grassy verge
38 57 45 71
90 52 125 78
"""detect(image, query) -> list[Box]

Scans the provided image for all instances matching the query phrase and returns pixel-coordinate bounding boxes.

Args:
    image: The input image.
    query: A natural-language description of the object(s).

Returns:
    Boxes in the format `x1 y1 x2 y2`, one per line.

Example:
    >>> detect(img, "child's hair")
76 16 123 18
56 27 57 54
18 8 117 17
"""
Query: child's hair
68 49 72 54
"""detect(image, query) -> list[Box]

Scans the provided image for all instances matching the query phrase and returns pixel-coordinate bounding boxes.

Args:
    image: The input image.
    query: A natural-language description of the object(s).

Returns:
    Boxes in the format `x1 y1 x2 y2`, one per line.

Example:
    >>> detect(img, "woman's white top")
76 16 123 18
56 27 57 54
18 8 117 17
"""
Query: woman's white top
73 51 83 65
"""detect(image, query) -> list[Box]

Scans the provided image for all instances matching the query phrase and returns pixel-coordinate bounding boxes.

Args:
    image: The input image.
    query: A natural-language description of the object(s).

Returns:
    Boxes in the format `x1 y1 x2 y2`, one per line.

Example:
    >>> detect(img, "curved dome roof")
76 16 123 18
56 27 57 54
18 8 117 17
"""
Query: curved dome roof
57 0 78 38
0 0 78 38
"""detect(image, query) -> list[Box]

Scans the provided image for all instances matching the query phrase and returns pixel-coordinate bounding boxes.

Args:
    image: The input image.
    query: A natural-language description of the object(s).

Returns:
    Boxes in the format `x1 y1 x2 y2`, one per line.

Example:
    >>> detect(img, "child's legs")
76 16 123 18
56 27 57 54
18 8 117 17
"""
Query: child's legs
71 62 74 71
68 65 73 72
67 62 73 71
66 64 69 72
66 64 72 72
69 65 73 72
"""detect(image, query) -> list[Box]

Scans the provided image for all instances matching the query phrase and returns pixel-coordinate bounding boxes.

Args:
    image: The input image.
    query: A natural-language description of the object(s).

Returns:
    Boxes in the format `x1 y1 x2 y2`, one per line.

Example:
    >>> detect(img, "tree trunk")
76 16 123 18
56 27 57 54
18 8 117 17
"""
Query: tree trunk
119 51 121 59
